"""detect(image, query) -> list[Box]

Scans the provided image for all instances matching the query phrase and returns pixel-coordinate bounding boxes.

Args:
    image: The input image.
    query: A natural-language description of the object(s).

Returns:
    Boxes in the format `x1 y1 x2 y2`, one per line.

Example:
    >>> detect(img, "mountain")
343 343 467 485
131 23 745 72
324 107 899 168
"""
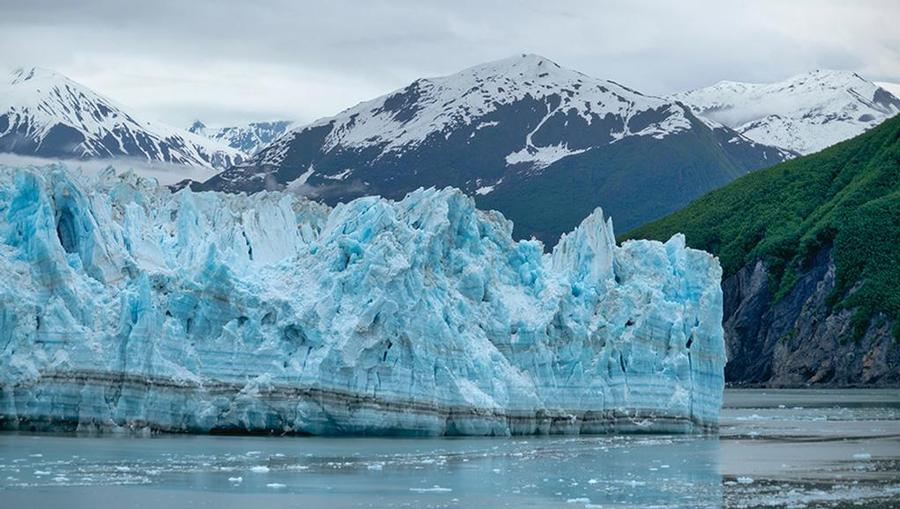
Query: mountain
0 67 242 169
672 70 900 155
0 165 724 434
626 115 900 387
196 54 789 244
188 119 295 156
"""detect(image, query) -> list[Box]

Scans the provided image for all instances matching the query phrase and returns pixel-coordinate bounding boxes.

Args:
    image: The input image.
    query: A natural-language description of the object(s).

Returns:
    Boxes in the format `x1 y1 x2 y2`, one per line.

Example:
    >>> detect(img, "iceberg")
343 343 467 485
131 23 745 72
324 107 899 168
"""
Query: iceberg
0 165 725 436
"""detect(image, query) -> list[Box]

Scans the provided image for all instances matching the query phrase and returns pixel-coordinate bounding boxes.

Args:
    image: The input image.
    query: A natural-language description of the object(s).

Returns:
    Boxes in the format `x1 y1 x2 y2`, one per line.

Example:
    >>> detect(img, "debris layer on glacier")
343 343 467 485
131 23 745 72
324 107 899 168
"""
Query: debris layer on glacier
0 166 725 436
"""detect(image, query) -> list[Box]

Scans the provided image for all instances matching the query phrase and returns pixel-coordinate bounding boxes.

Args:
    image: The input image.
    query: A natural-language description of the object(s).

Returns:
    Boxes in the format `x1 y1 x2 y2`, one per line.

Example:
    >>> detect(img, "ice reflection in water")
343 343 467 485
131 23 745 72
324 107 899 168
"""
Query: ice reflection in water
0 435 723 508
1 389 898 509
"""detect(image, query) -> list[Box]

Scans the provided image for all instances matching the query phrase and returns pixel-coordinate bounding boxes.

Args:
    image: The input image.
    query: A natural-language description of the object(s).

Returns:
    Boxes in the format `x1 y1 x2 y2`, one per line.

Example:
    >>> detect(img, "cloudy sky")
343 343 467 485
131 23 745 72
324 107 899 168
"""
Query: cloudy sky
2 0 898 128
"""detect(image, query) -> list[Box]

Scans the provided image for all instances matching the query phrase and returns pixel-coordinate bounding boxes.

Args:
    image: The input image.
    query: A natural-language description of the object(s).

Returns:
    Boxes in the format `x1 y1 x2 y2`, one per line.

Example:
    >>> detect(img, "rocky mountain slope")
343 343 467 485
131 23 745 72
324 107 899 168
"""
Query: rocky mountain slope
672 70 900 155
0 67 242 169
627 115 900 386
188 120 294 156
197 54 789 244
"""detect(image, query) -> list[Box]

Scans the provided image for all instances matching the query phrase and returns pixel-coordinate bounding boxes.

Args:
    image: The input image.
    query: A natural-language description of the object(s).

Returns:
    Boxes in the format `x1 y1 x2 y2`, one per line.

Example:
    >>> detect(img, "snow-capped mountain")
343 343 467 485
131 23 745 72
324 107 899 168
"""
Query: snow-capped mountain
672 70 900 155
0 67 242 169
188 119 294 156
198 54 788 243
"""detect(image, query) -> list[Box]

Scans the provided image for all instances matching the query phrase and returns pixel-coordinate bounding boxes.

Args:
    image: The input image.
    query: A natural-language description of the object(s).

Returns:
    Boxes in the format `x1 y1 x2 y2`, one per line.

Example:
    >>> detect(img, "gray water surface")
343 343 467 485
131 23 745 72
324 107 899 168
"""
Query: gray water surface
1 389 898 508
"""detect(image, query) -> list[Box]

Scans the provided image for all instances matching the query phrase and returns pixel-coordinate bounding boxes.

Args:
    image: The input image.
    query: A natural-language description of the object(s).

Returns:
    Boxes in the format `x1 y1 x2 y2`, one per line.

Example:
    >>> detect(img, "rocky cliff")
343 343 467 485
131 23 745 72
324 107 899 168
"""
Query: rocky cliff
625 115 900 388
723 247 899 386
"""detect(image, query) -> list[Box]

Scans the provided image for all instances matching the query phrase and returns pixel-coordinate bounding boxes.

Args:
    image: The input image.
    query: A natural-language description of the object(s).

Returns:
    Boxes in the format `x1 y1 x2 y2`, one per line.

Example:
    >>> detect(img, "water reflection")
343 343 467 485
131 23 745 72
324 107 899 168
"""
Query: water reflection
4 389 900 509
0 434 723 508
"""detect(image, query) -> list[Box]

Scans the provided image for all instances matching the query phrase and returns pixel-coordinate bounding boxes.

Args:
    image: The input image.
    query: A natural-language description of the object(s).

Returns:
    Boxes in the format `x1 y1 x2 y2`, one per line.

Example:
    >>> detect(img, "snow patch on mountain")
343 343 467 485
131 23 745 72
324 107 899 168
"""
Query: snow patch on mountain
505 143 587 169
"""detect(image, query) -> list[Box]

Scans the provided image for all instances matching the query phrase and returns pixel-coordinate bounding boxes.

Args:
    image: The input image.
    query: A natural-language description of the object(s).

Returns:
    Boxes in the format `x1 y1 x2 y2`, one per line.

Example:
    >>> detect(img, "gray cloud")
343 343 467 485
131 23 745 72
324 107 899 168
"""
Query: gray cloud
2 0 898 127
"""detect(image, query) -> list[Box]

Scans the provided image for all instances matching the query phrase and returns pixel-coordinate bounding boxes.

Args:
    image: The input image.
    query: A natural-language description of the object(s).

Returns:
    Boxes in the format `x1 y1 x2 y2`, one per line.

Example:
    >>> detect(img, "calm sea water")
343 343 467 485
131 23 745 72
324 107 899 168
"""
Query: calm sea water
1 389 898 508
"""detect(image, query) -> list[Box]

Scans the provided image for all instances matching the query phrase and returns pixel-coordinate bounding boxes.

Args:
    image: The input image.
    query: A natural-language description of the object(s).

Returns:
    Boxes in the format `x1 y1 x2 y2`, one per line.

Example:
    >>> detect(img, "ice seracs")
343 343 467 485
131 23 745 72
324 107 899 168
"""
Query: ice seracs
0 164 725 436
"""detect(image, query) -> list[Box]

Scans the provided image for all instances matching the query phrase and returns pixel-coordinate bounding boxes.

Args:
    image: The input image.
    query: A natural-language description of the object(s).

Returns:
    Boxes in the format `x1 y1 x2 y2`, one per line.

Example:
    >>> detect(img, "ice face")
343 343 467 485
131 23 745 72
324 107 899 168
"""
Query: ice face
0 165 725 436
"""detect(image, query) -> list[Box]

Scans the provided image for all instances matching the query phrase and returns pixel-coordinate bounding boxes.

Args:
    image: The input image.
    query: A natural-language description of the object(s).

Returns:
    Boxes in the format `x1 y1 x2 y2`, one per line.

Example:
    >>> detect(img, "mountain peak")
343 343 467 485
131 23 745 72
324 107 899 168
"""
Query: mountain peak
9 66 63 85
188 120 207 133
454 53 570 82
1 66 242 169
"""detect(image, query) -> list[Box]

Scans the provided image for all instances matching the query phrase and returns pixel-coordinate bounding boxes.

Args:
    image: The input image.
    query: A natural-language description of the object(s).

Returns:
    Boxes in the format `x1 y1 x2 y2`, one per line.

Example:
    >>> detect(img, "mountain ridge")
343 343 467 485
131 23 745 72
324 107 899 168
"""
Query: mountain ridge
0 67 242 169
188 119 295 156
672 69 900 155
197 53 789 244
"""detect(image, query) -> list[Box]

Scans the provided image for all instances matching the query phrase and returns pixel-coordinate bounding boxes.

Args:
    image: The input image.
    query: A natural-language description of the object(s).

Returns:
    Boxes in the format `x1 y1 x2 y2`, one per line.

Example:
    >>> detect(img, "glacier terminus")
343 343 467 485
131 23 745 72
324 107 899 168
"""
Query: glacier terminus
0 165 725 436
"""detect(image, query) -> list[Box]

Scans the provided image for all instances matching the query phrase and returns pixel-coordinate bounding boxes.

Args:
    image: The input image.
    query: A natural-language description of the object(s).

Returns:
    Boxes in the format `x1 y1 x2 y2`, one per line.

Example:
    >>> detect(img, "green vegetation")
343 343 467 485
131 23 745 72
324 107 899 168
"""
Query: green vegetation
625 115 900 340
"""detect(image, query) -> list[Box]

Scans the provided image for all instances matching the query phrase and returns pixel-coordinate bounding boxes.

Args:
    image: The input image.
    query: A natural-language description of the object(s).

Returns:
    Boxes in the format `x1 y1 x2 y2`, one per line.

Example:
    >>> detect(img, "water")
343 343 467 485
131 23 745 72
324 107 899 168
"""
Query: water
1 389 898 508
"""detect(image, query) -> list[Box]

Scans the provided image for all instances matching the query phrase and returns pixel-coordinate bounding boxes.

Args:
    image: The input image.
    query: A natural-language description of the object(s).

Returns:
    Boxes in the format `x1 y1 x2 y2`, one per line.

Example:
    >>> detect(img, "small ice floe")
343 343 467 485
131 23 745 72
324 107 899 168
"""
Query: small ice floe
266 483 286 489
409 485 452 493
228 477 243 483
736 476 754 484
250 466 270 473
852 453 872 460
34 470 51 476
29 454 43 458
367 463 384 470
587 479 599 484
566 498 591 504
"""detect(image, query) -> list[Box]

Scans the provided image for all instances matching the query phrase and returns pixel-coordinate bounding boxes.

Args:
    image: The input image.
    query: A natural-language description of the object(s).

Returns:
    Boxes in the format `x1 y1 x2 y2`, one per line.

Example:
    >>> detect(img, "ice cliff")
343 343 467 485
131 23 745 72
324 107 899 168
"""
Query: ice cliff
0 166 725 435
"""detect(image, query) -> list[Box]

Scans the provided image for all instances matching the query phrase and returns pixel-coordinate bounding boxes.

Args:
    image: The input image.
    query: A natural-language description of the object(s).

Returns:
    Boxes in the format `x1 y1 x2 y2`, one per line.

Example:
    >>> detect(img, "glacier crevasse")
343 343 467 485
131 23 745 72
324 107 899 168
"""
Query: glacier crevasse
0 166 725 435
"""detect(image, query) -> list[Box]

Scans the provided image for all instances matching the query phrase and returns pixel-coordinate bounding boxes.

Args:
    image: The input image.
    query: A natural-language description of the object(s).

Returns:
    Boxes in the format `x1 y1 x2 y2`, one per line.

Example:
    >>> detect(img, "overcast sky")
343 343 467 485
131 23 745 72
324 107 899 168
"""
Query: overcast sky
2 0 898 128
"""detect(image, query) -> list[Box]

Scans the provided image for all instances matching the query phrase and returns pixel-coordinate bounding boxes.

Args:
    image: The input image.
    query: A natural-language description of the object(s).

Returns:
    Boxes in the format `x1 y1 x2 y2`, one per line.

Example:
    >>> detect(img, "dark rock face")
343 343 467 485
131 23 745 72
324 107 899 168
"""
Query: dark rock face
723 247 899 386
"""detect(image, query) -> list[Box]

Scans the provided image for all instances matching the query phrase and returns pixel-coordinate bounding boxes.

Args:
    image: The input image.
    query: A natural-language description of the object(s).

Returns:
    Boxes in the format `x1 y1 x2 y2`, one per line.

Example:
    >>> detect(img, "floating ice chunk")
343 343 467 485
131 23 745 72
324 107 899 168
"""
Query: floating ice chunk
250 466 270 473
266 483 286 489
852 453 872 460
409 485 452 493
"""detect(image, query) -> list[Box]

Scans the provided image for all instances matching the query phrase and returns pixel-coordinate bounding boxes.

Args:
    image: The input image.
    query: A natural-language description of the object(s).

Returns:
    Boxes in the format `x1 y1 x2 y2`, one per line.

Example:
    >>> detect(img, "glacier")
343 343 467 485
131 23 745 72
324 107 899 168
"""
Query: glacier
0 165 725 436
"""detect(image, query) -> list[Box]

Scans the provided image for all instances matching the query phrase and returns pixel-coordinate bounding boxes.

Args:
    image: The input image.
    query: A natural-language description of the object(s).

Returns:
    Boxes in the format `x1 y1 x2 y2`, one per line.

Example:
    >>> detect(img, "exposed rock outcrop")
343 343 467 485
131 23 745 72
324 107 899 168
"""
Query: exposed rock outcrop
723 247 899 386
